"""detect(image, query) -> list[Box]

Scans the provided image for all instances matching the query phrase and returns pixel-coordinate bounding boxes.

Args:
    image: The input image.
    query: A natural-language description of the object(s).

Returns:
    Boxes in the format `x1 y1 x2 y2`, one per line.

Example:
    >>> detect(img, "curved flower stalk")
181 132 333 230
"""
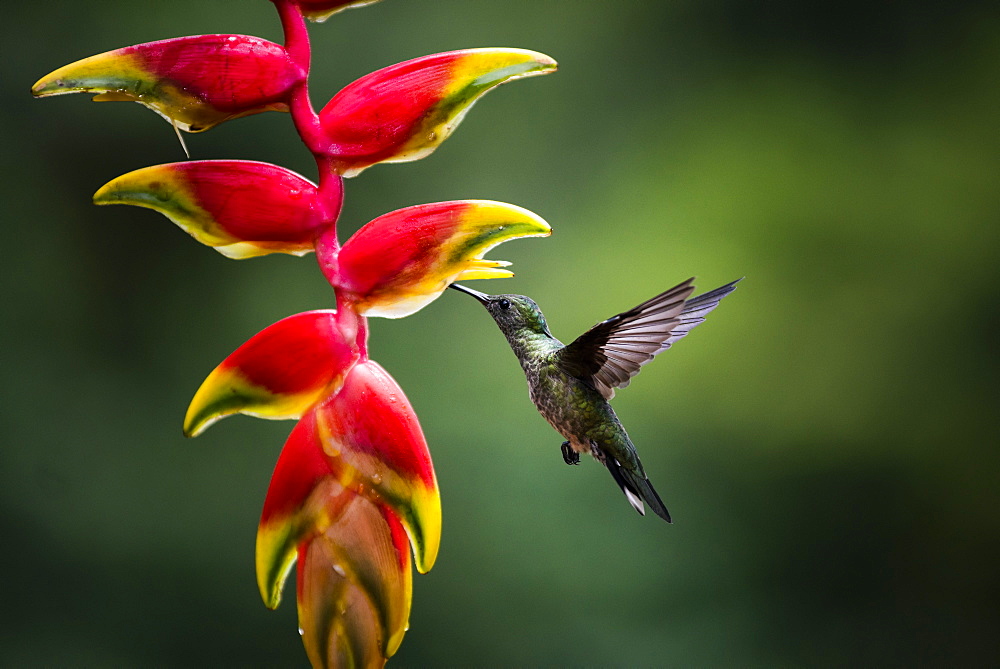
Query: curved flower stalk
35 0 556 665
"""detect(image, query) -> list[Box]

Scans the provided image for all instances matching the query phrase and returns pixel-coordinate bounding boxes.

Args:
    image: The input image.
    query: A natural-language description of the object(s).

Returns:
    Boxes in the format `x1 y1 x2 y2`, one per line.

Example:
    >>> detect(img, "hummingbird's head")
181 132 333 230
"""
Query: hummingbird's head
449 283 552 338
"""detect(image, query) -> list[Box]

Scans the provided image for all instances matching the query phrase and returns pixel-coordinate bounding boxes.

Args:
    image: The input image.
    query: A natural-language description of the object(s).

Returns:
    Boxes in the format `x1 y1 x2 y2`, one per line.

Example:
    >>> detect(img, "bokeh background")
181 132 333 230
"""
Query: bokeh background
3 0 998 664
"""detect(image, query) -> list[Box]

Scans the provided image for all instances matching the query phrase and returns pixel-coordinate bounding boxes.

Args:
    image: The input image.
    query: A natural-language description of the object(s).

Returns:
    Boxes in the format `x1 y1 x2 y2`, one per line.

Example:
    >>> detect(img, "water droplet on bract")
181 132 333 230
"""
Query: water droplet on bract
371 473 383 485
332 563 346 577
323 438 341 457
298 627 305 636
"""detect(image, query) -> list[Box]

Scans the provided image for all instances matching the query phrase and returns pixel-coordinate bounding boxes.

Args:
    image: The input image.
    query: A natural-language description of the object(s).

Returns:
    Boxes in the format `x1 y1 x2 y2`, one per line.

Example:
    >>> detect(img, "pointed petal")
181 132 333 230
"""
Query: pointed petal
296 499 412 666
319 48 557 176
32 35 302 132
256 409 352 610
184 310 360 437
297 535 381 669
316 361 441 574
291 0 385 23
94 161 340 258
333 200 551 318
457 259 515 281
335 505 412 658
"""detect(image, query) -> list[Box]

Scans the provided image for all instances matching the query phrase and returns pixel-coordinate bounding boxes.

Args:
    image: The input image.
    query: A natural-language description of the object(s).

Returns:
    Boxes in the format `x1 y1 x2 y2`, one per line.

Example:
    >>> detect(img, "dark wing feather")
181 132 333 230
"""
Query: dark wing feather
556 277 741 399
556 278 695 399
655 278 742 354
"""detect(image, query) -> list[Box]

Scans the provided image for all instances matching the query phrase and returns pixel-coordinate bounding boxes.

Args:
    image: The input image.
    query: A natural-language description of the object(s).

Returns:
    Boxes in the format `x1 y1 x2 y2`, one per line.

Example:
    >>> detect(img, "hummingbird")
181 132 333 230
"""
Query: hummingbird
450 277 740 523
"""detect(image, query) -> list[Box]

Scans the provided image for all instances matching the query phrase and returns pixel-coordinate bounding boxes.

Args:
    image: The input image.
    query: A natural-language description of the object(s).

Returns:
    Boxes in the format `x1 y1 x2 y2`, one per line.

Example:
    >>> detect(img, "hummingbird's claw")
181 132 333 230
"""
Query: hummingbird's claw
560 441 580 465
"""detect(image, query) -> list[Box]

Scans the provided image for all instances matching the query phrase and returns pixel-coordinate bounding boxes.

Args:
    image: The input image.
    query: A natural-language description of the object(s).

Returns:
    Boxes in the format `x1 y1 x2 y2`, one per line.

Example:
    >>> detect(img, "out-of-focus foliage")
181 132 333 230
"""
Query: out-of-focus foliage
3 0 997 665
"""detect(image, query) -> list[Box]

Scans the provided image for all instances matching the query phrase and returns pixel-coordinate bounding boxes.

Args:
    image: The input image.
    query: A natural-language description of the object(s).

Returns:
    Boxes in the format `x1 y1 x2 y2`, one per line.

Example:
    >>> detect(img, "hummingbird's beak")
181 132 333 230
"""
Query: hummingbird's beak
449 282 490 304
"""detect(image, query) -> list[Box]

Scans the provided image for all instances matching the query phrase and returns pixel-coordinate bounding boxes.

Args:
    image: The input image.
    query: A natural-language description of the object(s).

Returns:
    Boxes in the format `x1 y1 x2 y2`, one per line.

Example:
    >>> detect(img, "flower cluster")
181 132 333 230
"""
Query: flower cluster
33 0 555 665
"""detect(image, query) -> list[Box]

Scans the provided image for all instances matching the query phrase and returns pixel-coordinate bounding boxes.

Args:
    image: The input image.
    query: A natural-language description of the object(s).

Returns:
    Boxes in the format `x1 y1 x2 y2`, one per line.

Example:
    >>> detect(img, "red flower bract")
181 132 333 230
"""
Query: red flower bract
95 161 341 259
318 48 556 176
33 35 303 132
324 200 551 318
184 309 362 437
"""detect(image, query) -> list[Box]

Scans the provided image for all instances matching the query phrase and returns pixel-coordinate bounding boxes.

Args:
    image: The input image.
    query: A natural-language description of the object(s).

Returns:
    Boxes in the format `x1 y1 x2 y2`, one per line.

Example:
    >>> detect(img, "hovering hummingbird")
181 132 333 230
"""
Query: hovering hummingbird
450 277 740 522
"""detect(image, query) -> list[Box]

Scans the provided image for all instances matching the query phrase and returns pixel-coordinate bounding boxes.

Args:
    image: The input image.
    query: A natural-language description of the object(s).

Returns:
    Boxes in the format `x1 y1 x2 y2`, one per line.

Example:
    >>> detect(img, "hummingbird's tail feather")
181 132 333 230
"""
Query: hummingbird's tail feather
604 456 672 523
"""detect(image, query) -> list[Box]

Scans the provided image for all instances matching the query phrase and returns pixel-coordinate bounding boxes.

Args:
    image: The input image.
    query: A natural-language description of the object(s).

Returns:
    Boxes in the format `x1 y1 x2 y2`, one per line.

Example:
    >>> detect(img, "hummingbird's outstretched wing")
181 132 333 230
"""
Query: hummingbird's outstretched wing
556 278 741 399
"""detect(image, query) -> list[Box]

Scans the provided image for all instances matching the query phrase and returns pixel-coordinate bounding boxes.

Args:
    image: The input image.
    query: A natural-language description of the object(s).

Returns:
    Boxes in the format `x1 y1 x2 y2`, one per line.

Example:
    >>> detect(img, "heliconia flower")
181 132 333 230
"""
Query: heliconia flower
254 407 412 665
324 200 552 318
318 48 557 176
94 161 341 259
283 0 384 23
184 309 362 438
31 35 303 132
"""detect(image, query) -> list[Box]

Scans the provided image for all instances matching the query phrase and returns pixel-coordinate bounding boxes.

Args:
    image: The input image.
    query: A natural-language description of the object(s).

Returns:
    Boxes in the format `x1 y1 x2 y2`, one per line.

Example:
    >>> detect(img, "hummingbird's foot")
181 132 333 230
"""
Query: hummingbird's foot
561 441 581 465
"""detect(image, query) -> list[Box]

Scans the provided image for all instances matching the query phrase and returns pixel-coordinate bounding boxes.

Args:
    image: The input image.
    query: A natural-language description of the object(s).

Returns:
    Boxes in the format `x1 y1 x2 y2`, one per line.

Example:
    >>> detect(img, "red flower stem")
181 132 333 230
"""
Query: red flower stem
315 155 343 249
353 312 371 360
333 297 370 359
273 1 344 273
274 0 329 159
272 0 360 353
274 0 309 66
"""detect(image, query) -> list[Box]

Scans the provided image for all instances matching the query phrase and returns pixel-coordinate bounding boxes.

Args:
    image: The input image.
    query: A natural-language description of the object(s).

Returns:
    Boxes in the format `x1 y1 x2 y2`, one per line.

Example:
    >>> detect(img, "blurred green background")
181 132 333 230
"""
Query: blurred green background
3 0 998 665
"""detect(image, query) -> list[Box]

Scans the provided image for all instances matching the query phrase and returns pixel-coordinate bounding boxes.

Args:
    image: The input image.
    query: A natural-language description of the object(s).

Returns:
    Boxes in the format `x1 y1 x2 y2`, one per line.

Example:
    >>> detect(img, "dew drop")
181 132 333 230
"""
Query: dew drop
332 563 346 577
298 627 305 636
371 473 383 485
323 440 341 457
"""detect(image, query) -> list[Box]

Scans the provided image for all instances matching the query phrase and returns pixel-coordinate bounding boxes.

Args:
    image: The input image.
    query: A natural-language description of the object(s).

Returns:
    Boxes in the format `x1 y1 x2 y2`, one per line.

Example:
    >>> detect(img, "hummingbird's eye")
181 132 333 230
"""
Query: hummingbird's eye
497 298 511 310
